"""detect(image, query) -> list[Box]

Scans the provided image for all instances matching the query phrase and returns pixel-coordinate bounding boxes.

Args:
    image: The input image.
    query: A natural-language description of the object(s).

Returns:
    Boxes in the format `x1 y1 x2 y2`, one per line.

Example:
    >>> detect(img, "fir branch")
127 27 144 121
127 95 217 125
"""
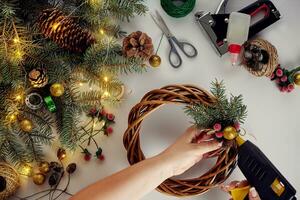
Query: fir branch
56 105 81 150
17 129 53 163
104 0 147 22
185 80 247 128
0 125 30 165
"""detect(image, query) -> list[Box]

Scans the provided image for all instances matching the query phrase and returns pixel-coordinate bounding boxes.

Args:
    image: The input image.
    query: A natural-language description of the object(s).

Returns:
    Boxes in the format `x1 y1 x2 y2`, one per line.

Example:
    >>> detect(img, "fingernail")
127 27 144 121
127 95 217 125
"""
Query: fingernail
217 142 223 147
250 187 258 198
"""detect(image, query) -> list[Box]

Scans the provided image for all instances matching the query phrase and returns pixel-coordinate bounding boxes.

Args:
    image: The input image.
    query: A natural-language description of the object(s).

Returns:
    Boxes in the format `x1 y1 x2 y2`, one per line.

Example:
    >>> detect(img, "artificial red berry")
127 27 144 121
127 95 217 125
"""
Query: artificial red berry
215 132 224 138
107 113 115 121
101 109 106 116
106 126 113 134
84 154 91 161
98 154 105 161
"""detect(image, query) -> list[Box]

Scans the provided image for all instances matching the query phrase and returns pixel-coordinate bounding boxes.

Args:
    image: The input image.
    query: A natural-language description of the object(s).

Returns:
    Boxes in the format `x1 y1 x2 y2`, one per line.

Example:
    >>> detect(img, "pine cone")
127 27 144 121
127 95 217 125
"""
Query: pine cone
28 67 48 88
122 31 154 59
38 8 95 53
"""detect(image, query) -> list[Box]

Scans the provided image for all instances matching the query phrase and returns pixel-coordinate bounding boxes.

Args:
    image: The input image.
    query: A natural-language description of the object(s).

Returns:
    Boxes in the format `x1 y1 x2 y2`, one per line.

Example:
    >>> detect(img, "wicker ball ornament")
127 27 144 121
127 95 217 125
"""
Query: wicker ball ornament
38 8 95 53
123 85 238 197
0 163 20 200
242 39 278 77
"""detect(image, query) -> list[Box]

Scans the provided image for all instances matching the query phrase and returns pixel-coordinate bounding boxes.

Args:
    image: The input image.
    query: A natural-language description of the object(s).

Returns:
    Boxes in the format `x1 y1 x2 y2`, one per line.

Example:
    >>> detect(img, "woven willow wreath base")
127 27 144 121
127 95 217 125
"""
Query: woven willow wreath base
123 85 238 197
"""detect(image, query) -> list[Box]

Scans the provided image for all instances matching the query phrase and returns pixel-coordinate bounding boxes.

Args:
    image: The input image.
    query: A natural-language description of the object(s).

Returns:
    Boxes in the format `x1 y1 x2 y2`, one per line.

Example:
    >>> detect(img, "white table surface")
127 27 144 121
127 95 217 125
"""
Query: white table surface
17 0 300 199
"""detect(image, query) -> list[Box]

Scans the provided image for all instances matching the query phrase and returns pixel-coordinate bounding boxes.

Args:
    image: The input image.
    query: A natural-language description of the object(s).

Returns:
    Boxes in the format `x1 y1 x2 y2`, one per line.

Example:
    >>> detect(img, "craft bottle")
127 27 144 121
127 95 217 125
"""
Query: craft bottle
226 12 251 65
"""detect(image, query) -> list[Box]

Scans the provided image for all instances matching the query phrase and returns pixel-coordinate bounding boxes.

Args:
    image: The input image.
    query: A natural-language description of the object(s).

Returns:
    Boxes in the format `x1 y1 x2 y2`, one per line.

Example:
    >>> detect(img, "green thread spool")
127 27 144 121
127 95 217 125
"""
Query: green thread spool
161 0 196 18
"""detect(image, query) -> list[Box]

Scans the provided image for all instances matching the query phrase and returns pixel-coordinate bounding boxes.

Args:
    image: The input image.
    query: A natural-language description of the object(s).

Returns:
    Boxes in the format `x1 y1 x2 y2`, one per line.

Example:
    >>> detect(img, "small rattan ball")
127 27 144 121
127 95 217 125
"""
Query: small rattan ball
0 163 20 200
123 85 238 197
242 39 278 77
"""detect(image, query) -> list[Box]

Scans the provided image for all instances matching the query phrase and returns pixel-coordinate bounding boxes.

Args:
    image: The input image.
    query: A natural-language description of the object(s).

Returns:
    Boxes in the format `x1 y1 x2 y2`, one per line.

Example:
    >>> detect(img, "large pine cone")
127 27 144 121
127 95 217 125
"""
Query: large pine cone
122 31 154 59
38 8 95 53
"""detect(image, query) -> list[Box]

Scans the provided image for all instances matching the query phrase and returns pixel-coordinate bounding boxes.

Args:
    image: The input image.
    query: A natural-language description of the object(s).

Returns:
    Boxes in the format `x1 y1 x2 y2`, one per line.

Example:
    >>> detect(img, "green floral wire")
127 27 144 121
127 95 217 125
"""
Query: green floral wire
161 0 196 18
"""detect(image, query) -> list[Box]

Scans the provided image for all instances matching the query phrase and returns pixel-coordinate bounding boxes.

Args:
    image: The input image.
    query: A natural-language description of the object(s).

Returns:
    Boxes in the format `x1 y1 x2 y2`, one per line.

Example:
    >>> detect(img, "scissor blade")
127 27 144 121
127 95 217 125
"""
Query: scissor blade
150 13 168 35
154 10 172 36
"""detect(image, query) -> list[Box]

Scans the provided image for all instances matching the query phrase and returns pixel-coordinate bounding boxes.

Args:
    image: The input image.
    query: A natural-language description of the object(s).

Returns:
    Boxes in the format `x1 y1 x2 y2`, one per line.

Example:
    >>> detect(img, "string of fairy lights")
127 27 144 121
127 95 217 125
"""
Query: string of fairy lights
2 0 124 175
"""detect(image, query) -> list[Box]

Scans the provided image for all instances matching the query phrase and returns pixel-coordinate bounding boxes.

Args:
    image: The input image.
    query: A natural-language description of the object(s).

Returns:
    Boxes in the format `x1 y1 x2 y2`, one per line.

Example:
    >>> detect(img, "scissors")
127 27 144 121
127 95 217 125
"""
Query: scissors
150 11 198 68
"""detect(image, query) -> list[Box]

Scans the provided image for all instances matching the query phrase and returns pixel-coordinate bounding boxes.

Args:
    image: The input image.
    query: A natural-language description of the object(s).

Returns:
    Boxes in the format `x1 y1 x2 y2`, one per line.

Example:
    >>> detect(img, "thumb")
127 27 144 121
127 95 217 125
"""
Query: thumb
194 140 222 155
249 187 261 200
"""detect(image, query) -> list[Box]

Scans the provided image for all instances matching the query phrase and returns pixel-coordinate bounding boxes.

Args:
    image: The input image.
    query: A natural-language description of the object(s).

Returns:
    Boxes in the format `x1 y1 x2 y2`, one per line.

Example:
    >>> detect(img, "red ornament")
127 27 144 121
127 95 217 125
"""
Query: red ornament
84 154 91 161
107 113 115 121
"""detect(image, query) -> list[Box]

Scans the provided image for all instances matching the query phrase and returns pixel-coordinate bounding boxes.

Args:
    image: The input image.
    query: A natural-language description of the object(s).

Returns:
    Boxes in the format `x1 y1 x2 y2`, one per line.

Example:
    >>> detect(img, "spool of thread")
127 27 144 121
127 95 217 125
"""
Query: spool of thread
161 0 196 18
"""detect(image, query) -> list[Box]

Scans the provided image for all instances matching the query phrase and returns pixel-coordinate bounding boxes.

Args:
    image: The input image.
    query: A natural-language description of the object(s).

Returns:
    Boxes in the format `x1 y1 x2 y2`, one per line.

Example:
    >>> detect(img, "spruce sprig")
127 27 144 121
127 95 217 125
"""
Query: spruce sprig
185 80 247 128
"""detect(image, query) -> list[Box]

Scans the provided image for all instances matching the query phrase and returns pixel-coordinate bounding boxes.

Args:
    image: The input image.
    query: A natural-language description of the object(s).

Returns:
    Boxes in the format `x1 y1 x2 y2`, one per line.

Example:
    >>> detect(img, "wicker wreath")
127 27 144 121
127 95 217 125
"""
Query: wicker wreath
242 39 278 77
0 163 20 200
123 85 238 197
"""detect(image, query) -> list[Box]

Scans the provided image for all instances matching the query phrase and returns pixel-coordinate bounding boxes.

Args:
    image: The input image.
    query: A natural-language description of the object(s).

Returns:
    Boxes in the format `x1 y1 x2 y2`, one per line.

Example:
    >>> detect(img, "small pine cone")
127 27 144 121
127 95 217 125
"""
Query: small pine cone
122 31 154 59
38 8 95 53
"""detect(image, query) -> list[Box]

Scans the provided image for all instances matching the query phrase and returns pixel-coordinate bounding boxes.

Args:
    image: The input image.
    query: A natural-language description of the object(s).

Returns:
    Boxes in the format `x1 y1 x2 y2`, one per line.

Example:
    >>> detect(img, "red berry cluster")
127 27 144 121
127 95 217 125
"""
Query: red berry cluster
271 65 295 93
88 107 115 136
213 122 240 139
82 147 105 162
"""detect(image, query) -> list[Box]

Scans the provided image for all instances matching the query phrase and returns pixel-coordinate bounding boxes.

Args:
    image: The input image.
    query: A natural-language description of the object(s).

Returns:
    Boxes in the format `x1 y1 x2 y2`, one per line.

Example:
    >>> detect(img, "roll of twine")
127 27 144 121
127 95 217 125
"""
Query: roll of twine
161 0 196 18
0 163 20 200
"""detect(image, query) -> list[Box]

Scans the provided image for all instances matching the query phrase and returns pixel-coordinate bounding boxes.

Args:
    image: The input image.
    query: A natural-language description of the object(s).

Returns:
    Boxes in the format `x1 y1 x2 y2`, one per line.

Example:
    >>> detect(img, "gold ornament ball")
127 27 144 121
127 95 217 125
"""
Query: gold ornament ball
223 126 238 140
39 161 50 174
33 173 46 185
50 83 65 97
149 55 161 68
294 73 300 86
20 119 33 132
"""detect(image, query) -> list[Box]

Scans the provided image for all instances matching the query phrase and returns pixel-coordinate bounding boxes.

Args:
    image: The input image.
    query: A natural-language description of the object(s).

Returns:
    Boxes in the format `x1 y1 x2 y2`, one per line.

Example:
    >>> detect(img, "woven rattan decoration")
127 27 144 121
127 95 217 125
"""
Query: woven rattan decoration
0 162 20 200
123 85 238 196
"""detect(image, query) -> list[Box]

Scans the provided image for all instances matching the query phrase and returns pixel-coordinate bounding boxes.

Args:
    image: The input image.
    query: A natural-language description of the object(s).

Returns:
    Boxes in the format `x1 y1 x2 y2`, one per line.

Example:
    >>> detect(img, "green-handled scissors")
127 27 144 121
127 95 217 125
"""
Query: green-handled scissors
150 11 198 68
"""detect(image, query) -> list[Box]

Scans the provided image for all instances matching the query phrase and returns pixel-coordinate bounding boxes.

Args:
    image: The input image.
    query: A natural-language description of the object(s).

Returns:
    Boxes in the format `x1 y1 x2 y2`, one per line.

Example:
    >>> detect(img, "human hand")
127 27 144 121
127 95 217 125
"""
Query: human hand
221 180 261 200
159 126 222 177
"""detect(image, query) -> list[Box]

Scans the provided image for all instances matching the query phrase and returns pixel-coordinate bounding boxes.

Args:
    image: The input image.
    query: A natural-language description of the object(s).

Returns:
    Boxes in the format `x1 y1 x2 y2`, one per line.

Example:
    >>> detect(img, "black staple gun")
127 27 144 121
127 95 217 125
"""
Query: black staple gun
195 0 281 56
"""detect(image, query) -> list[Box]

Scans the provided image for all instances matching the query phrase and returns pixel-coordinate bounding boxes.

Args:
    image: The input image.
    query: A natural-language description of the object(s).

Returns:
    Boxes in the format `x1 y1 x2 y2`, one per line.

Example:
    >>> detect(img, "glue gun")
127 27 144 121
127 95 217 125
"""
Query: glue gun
230 136 297 200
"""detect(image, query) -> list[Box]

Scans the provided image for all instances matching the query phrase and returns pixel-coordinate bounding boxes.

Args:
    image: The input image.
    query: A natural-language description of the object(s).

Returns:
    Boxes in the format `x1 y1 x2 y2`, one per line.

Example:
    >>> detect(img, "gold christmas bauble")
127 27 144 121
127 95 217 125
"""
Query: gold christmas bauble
223 126 238 140
149 54 161 68
50 83 65 97
32 173 46 185
39 161 50 174
294 73 300 86
20 119 33 132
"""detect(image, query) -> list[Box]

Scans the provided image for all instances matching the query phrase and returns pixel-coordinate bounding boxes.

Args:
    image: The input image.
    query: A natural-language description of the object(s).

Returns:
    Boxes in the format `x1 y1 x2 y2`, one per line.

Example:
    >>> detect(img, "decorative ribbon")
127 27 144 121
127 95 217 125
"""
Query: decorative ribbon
44 96 56 112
